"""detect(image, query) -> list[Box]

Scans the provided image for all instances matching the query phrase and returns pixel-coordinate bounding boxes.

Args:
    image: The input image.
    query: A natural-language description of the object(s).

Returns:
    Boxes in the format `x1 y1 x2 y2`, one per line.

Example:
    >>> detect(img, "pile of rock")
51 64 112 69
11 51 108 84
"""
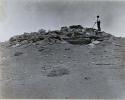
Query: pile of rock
9 31 45 45
9 25 112 46
61 25 85 38
9 29 61 46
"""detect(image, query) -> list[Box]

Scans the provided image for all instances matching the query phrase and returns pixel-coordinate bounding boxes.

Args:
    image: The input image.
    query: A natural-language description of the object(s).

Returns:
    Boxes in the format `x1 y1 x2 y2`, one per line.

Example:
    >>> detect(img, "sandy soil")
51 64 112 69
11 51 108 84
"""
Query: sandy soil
0 37 125 99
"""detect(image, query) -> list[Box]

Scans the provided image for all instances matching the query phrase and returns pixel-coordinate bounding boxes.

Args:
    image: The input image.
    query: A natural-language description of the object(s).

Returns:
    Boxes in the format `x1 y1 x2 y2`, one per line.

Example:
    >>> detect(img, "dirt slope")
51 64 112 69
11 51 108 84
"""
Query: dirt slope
0 36 125 99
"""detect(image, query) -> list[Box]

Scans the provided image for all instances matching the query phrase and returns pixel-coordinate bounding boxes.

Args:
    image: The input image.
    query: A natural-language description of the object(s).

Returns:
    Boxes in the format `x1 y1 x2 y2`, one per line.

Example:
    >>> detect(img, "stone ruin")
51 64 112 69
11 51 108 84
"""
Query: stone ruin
9 25 112 46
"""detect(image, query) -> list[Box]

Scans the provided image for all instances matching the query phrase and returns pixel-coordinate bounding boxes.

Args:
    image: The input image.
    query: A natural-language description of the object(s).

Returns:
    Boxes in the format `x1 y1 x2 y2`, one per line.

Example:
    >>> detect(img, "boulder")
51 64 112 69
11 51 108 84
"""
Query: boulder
69 25 83 29
61 26 68 32
38 28 46 34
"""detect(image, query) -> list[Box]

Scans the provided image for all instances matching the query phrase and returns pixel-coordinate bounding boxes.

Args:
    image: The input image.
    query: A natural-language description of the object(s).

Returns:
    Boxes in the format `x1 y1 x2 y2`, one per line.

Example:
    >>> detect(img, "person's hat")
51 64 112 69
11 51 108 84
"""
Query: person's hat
97 15 99 18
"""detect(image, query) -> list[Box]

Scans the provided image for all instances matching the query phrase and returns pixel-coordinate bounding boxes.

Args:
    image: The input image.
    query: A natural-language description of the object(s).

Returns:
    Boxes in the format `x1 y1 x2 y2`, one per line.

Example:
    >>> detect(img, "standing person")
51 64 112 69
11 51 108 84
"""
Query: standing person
97 15 101 31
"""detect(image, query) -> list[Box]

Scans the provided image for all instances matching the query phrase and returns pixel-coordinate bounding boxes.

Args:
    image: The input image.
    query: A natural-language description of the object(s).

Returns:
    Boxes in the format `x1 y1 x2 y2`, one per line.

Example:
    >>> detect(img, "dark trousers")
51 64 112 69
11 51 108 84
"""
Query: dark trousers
97 22 101 31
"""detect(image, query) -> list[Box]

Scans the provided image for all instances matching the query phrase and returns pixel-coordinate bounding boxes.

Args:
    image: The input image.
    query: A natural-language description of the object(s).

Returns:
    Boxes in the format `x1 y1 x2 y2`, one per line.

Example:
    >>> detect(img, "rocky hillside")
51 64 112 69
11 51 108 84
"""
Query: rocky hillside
0 25 125 99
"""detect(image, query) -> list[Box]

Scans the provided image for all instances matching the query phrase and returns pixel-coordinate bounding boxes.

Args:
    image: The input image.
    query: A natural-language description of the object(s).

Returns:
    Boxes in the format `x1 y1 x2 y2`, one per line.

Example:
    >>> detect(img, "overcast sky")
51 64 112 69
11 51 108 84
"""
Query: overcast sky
0 0 125 41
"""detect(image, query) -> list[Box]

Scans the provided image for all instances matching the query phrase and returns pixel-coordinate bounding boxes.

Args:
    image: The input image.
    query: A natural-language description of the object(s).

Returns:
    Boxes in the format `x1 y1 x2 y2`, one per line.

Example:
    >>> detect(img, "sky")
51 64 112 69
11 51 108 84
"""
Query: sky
0 0 125 41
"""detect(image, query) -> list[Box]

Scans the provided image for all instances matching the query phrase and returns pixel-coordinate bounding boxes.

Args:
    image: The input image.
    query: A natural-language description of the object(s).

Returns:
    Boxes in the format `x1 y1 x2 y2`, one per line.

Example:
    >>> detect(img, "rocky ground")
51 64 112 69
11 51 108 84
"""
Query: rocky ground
0 25 125 99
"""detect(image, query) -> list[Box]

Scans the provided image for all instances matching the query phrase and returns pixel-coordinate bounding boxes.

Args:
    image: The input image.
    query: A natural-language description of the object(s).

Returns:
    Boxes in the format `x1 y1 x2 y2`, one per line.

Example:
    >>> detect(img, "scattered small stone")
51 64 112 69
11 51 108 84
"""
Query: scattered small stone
38 48 45 52
47 68 69 77
14 52 23 56
91 62 95 64
63 55 67 57
84 77 89 80
12 43 20 48
92 40 100 44
104 50 107 52
65 48 70 50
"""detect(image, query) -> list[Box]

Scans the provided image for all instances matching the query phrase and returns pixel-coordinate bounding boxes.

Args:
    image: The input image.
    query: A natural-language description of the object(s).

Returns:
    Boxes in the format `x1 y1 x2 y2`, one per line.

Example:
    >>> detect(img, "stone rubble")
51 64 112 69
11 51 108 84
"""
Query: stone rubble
9 25 113 47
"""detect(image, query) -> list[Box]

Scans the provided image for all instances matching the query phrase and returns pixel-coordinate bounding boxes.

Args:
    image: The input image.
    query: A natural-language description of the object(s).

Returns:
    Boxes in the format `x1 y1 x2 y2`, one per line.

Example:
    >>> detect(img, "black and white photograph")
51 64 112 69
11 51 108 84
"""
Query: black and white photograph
0 0 125 99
